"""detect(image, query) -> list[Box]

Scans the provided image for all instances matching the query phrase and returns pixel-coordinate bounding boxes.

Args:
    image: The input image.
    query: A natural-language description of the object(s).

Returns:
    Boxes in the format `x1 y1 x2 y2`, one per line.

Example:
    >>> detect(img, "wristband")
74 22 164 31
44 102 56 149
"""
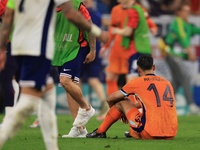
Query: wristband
90 24 102 37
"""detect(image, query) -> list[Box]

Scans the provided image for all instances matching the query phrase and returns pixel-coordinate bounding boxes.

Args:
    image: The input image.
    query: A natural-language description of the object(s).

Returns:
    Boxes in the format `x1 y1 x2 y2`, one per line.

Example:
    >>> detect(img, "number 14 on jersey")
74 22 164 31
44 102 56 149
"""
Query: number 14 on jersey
147 83 174 107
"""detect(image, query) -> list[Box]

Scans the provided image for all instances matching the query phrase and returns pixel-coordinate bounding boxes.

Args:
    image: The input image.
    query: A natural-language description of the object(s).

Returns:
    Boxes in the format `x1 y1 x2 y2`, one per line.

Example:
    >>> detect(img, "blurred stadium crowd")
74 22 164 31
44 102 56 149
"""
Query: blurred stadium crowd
96 0 200 16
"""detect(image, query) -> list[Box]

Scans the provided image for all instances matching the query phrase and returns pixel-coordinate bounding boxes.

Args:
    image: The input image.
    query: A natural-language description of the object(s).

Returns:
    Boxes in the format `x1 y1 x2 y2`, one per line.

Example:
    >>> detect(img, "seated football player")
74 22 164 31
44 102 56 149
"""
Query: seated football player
87 55 178 139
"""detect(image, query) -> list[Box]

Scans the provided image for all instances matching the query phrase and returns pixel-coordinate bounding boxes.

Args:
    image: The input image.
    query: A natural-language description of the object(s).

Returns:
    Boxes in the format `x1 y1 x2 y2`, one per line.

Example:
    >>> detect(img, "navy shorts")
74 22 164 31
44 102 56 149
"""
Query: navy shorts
0 42 18 81
129 53 151 76
58 46 89 84
15 55 51 91
81 54 101 79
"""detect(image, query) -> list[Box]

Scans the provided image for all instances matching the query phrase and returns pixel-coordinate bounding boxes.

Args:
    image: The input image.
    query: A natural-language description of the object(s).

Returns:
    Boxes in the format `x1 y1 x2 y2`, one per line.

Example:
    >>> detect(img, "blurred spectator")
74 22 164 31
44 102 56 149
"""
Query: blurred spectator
110 0 119 10
186 0 200 15
140 0 184 16
158 2 200 115
160 0 183 14
96 0 111 14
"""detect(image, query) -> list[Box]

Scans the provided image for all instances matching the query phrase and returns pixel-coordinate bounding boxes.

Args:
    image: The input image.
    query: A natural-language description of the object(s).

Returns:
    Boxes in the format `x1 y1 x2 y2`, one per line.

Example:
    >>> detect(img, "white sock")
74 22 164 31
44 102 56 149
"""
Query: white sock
38 86 58 150
3 107 13 121
0 94 40 145
12 79 19 106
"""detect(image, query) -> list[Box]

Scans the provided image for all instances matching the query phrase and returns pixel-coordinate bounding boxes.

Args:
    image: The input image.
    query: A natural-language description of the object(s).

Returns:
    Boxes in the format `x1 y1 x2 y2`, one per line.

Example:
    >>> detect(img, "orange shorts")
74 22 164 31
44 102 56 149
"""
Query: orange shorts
129 128 175 140
127 108 175 140
106 56 129 74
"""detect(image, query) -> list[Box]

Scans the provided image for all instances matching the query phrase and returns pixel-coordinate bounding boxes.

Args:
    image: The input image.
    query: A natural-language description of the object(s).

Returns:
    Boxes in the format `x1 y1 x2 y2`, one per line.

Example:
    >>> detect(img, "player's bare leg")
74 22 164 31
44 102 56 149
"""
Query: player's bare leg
88 78 106 106
114 99 137 116
60 76 90 110
88 78 108 120
60 76 95 127
106 71 119 96
86 98 139 138
66 92 80 119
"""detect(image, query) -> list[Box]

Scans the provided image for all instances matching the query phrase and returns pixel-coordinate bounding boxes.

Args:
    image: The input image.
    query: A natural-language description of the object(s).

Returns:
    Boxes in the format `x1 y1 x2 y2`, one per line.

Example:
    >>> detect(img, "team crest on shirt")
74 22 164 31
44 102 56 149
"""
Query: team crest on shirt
135 113 141 123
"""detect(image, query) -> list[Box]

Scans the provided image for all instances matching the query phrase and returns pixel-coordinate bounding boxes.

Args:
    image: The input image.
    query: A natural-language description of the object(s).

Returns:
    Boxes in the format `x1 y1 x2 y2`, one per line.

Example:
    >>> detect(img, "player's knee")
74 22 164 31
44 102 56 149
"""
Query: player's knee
115 99 130 107
60 76 72 89
15 105 34 119
114 100 126 108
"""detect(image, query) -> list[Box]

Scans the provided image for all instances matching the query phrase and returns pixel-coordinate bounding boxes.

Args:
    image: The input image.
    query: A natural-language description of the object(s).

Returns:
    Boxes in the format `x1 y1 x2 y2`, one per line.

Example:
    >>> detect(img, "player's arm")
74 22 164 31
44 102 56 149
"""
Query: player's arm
106 80 140 108
59 1 108 44
77 4 96 64
140 3 158 36
99 27 116 58
147 18 158 36
191 24 200 35
0 7 14 70
106 90 127 108
106 90 141 109
111 9 139 37
111 26 133 37
84 19 96 64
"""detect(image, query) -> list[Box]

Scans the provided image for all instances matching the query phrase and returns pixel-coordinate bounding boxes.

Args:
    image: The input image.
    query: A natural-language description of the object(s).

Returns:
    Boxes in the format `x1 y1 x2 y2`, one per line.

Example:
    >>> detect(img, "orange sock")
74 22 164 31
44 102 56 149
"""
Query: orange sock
97 106 122 133
106 79 118 96
126 108 141 128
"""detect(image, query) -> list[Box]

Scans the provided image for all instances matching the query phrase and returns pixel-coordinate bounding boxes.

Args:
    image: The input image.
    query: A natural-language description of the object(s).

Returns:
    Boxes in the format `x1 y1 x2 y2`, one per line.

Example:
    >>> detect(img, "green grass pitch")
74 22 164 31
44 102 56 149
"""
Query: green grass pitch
0 115 200 150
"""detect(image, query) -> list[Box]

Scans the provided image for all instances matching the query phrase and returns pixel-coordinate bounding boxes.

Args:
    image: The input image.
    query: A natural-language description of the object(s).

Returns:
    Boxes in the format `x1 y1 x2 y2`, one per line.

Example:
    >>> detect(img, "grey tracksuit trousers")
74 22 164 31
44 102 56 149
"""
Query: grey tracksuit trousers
165 55 193 105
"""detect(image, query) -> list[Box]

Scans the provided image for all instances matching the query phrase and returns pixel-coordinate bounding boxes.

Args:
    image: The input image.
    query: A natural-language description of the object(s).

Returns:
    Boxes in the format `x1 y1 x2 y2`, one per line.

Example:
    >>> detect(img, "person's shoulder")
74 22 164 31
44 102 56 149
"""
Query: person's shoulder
135 3 144 9
130 76 144 83
128 8 138 15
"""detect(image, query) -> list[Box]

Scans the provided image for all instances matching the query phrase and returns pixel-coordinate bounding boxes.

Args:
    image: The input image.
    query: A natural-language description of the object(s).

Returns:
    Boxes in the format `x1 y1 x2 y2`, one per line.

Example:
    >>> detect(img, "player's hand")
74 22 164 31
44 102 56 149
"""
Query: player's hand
119 114 128 124
188 55 196 62
99 47 107 58
111 27 117 35
83 51 96 64
0 49 6 71
97 31 109 44
150 28 157 36
124 96 131 101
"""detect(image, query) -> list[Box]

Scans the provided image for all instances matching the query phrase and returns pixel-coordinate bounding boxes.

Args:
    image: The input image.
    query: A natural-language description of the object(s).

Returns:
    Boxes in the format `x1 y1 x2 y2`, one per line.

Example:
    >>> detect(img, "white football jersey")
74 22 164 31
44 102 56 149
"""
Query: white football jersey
9 0 69 60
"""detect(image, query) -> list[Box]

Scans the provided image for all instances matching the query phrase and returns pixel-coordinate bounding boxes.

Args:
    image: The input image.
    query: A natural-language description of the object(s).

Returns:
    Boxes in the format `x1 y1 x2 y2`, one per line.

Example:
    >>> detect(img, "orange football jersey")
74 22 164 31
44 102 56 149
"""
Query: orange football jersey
121 74 178 137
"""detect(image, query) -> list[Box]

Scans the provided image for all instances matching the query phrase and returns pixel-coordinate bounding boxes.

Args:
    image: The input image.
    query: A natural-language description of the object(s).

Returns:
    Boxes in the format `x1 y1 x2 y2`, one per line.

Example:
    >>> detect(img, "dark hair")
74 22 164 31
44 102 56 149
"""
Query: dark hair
137 55 153 71
177 2 190 12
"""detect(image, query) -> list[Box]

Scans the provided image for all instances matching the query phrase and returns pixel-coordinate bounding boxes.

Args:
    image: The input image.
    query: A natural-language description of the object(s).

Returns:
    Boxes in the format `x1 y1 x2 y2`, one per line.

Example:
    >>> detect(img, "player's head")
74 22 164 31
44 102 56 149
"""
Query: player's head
176 2 191 21
118 0 136 9
137 55 155 76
